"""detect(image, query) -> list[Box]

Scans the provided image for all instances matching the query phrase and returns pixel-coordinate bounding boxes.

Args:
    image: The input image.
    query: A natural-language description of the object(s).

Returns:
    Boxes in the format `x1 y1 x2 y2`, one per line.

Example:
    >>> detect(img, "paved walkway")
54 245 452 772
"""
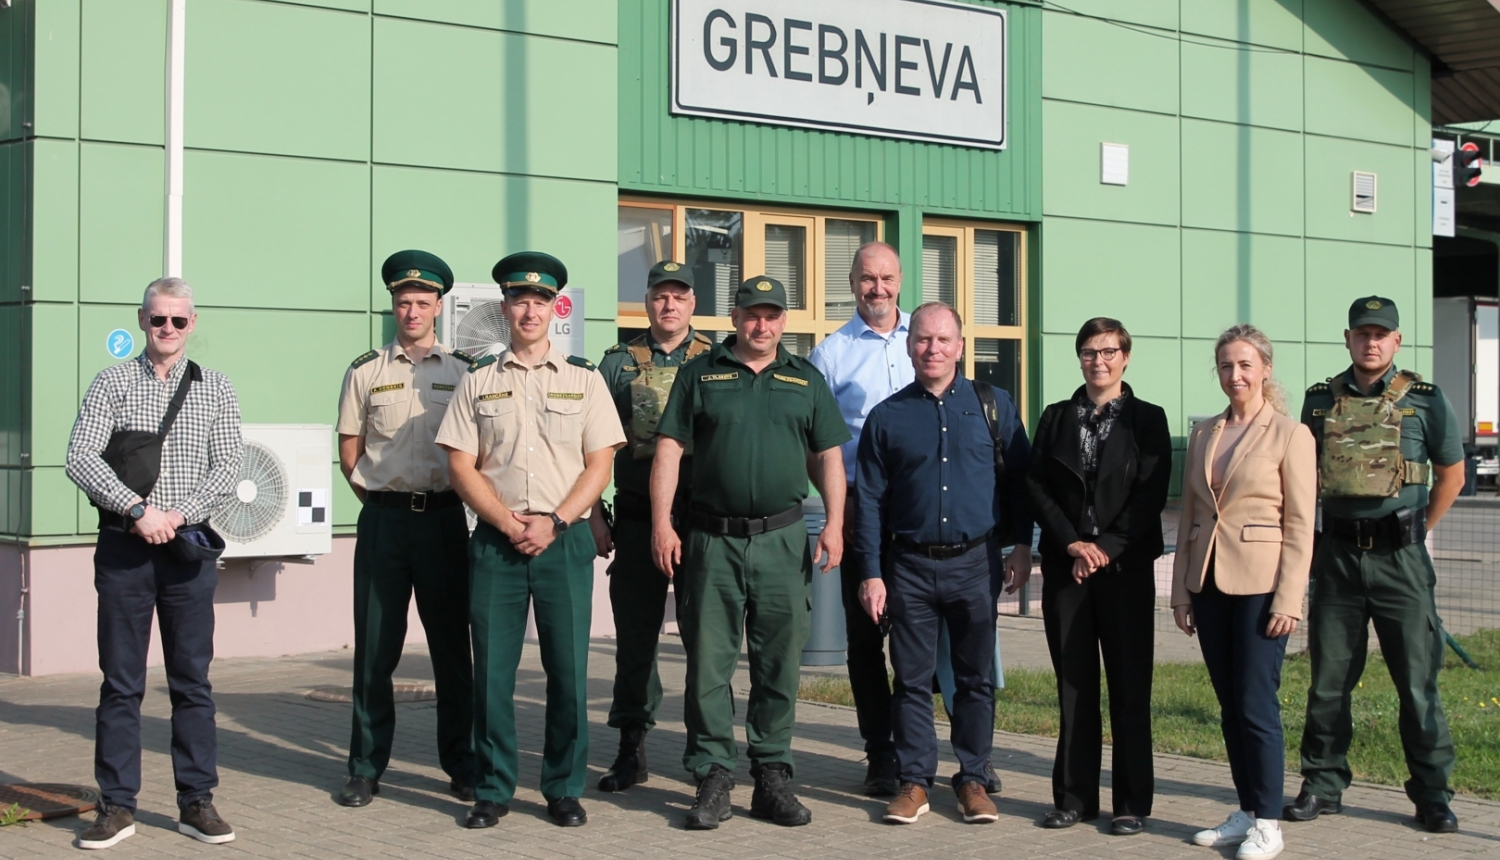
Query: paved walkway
0 627 1496 858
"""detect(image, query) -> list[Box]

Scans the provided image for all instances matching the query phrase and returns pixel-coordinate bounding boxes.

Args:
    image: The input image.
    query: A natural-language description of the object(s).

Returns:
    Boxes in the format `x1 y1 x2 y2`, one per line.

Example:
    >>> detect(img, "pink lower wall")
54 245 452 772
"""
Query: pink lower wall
11 536 619 678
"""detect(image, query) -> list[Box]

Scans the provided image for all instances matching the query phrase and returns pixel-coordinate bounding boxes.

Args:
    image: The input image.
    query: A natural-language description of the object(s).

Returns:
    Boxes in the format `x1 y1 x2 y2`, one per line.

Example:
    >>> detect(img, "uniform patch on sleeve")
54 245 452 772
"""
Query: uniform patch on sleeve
772 373 808 387
370 382 405 394
350 349 379 368
432 383 456 392
701 372 738 382
477 391 512 401
548 392 585 400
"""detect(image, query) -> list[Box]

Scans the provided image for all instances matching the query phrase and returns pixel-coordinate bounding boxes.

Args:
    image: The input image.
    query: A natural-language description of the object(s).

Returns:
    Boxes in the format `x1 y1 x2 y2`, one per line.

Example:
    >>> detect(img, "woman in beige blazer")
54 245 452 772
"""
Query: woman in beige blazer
1171 325 1316 860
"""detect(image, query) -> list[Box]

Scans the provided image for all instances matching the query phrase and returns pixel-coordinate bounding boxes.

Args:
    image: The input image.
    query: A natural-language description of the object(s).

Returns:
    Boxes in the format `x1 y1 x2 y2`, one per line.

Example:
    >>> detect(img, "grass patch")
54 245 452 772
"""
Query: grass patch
799 629 1500 800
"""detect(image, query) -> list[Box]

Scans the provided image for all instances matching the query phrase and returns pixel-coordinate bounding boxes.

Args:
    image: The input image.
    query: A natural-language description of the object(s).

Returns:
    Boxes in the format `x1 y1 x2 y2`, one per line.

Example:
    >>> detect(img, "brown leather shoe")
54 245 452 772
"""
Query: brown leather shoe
957 781 998 823
883 783 930 824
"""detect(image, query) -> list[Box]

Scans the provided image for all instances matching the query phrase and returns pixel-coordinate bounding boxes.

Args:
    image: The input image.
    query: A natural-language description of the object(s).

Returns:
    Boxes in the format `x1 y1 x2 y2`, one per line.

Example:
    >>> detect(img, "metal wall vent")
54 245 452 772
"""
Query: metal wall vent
1351 171 1377 214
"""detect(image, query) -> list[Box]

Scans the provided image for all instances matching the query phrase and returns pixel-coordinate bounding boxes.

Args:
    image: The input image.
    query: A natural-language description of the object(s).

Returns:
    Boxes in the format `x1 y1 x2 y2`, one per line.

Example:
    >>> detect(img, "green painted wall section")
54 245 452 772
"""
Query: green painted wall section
1037 0 1434 494
11 0 618 539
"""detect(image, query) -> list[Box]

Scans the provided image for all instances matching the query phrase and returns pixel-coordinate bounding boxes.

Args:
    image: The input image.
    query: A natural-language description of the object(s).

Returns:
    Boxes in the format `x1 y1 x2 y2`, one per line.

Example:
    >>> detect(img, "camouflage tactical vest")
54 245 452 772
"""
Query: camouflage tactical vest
627 333 712 460
1318 370 1431 498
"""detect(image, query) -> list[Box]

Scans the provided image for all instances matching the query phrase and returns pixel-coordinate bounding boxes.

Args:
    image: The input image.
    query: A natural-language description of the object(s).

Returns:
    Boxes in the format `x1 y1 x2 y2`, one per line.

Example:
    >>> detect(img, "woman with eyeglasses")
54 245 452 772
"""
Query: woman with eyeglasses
1172 325 1315 860
1026 318 1172 836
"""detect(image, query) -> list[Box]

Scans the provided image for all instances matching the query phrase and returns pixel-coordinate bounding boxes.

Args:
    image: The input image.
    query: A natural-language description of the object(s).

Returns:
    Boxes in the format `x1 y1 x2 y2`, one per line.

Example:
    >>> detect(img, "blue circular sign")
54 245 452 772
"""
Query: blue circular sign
106 329 134 359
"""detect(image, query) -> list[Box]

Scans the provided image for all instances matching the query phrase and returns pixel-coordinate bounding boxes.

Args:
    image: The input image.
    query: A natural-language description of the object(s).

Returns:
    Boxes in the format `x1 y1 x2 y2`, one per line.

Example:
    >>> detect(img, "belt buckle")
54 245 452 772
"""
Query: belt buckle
1357 524 1373 551
411 491 427 513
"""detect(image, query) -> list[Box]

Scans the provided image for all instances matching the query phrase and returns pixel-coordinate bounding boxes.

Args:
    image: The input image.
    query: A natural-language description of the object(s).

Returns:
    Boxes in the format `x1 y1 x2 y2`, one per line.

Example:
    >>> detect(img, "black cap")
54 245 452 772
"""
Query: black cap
646 260 694 291
734 275 788 310
1348 296 1399 330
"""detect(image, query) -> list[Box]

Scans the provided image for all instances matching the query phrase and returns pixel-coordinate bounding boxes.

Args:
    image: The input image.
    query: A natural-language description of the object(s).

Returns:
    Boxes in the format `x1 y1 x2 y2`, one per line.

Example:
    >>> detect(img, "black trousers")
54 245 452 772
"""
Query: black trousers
1191 562 1289 820
1041 556 1155 817
839 535 893 756
887 540 998 788
93 527 219 812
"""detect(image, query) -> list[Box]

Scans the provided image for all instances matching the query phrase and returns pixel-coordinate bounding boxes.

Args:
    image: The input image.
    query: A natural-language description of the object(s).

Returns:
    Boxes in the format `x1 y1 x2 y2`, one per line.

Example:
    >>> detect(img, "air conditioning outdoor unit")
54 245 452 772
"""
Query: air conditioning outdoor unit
442 282 587 359
211 424 333 559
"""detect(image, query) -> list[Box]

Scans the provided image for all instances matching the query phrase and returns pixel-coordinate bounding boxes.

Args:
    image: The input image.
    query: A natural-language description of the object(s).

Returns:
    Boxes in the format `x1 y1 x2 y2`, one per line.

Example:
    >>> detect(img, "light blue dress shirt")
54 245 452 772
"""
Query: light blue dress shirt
809 309 913 483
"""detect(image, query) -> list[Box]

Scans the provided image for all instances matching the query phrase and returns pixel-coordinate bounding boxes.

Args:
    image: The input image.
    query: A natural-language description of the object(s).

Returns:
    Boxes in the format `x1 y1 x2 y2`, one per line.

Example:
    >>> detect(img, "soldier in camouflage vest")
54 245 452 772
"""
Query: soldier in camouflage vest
591 260 712 792
1286 297 1466 834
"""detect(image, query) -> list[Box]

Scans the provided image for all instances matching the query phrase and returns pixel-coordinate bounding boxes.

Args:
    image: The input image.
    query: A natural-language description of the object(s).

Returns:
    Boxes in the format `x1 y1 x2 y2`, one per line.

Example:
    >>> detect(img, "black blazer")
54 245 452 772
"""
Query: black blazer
1026 383 1172 570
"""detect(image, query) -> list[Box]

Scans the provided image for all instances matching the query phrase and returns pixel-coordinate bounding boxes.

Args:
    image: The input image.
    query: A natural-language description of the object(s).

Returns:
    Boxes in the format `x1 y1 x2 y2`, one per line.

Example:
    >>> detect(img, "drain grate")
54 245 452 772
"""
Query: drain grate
306 684 437 703
0 783 100 820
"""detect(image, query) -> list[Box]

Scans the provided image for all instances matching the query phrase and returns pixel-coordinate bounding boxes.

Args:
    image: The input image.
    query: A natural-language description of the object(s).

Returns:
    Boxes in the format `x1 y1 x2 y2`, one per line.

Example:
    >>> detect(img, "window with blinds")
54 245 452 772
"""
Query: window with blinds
922 235 958 307
824 219 877 321
923 220 1028 415
763 224 807 310
685 209 743 318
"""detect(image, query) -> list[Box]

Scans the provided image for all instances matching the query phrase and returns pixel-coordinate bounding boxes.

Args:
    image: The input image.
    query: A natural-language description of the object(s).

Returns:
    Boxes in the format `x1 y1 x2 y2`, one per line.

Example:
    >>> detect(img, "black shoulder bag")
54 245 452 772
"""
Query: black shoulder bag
99 361 200 504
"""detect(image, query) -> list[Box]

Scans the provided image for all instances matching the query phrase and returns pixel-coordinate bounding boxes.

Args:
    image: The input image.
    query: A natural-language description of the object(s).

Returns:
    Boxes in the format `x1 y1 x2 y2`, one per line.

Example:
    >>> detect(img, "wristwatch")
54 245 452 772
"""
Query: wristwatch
548 512 569 534
128 503 146 521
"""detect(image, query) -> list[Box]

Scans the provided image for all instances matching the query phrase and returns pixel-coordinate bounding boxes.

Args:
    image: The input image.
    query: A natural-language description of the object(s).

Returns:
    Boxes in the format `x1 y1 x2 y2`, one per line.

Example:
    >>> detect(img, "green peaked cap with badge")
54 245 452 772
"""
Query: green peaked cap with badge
735 274 788 310
1348 295 1399 330
646 259 695 292
493 251 567 298
382 249 454 296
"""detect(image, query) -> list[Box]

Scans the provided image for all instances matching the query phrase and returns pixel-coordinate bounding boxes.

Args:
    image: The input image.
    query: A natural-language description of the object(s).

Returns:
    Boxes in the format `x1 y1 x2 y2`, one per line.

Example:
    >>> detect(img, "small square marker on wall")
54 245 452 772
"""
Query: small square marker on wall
1101 142 1129 186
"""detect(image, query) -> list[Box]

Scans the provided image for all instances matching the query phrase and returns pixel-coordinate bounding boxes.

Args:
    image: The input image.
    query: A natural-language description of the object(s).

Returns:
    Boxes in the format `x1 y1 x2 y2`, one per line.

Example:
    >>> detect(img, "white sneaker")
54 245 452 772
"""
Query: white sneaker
1192 809 1256 847
1236 818 1285 859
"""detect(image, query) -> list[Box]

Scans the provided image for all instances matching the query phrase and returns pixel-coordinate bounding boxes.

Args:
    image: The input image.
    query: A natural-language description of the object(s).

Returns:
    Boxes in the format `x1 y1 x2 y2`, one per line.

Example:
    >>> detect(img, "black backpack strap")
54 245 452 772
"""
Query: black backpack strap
973 381 1005 473
158 361 200 438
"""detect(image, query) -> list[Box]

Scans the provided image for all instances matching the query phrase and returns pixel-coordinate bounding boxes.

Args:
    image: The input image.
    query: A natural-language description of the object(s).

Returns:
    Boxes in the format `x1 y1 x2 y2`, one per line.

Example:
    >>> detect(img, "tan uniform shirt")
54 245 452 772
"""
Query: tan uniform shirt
336 341 470 493
436 346 624 517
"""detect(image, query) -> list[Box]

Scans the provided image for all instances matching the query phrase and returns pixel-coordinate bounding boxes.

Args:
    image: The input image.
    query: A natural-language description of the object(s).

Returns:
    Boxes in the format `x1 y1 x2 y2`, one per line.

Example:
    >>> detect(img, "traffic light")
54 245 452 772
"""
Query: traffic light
1457 142 1484 188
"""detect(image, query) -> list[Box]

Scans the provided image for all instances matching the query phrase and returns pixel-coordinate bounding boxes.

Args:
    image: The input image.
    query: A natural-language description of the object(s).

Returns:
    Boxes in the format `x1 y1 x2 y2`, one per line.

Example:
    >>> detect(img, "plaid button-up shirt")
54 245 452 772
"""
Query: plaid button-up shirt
66 353 243 524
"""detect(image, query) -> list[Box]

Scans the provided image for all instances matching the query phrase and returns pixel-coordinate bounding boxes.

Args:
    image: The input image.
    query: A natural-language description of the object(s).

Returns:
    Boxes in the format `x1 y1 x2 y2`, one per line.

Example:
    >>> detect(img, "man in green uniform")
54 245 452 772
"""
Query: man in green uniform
1286 296 1465 833
437 252 625 829
334 250 477 808
651 276 850 830
591 260 713 793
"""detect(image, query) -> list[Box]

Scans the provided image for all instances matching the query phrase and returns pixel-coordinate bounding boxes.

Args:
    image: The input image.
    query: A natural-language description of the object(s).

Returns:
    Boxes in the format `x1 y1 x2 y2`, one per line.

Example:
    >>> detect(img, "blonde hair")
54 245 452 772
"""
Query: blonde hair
1214 324 1288 415
142 276 194 311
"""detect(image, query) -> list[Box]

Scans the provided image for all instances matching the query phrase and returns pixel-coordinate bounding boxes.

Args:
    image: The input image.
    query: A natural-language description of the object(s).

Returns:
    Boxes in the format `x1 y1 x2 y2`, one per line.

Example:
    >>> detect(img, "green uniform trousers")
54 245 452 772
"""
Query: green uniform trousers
1299 535 1455 804
606 509 682 730
349 503 475 781
469 521 594 804
679 520 811 780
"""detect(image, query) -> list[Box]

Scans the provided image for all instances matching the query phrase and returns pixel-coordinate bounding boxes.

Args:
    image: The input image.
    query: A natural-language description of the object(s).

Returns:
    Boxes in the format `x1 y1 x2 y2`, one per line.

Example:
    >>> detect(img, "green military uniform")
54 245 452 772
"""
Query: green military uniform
655 277 850 782
434 252 625 812
1298 297 1462 809
599 319 713 732
335 250 477 795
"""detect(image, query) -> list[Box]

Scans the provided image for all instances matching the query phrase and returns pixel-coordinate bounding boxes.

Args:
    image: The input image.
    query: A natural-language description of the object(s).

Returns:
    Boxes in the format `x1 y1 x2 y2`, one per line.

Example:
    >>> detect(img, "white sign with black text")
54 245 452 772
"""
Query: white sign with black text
672 0 1008 149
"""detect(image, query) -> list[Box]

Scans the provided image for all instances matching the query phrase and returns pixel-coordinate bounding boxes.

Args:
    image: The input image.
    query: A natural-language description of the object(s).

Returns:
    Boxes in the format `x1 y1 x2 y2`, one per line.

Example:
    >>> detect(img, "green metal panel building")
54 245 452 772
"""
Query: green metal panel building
0 0 1461 674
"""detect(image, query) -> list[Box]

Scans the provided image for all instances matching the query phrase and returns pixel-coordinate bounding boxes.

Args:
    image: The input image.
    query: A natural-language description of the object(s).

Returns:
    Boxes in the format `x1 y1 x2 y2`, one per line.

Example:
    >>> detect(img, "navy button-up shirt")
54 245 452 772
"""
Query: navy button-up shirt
853 375 1032 579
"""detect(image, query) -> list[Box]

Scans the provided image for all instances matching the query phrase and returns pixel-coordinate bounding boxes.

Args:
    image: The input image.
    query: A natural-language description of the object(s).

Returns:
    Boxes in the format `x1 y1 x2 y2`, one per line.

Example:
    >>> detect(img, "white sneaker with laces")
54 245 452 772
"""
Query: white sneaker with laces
1235 818 1285 859
1192 809 1256 847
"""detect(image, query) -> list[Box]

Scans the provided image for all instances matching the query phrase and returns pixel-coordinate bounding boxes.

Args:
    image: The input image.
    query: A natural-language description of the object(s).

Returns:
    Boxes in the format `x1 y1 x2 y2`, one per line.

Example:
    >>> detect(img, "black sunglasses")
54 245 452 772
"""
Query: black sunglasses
149 315 190 330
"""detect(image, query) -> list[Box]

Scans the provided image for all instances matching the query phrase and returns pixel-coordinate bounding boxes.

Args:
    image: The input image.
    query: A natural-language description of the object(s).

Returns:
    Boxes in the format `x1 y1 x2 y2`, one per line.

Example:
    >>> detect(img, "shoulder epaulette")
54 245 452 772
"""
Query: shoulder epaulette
451 349 476 366
1306 382 1329 395
692 331 714 344
468 354 498 374
350 349 378 369
604 341 630 356
567 355 596 371
1410 381 1437 394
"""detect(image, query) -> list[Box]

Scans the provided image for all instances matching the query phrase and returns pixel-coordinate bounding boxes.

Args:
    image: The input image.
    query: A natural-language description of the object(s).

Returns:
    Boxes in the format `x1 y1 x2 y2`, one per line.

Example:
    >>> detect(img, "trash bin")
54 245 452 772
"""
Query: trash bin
800 496 847 666
1463 446 1479 497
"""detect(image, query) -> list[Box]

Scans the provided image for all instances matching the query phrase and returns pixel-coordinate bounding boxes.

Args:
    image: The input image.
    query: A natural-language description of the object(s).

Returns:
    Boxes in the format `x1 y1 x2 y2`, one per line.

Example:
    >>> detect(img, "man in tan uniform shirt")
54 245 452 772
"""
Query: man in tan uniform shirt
334 250 477 808
437 251 625 830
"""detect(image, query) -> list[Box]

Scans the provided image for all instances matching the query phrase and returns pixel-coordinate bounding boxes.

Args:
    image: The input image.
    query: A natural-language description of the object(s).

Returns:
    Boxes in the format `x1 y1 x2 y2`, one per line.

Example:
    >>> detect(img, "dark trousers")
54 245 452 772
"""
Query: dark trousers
606 506 683 730
1041 557 1155 817
1190 563 1289 820
93 527 219 812
348 503 475 781
886 540 998 788
840 532 893 756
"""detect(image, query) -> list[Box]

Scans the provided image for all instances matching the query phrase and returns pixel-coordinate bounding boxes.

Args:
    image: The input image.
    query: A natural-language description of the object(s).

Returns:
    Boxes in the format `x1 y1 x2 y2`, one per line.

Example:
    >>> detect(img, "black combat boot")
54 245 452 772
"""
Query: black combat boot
749 763 811 826
685 765 734 830
598 725 649 792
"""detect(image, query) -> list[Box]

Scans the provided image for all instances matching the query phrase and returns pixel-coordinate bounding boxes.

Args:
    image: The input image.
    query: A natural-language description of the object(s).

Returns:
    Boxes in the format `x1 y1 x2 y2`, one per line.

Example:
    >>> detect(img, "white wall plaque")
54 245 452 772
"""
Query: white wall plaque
672 0 1008 149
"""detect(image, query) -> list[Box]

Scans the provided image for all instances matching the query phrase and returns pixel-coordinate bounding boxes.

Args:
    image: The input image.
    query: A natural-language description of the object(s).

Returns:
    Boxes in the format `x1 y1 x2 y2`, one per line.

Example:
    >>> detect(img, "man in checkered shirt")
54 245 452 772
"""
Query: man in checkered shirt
64 277 243 850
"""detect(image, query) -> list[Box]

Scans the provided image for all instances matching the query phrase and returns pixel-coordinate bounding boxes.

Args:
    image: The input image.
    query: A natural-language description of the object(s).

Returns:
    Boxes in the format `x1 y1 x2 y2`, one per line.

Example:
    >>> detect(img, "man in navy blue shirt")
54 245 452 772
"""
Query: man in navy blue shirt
854 302 1033 826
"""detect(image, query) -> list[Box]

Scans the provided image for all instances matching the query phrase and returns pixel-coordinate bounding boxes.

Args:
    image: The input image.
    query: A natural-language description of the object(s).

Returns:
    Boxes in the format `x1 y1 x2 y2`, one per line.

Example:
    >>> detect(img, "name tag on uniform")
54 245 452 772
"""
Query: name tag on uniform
370 383 404 394
701 372 738 382
478 391 512 401
772 373 807 387
1400 408 1416 416
1311 409 1327 417
432 383 456 392
549 392 584 400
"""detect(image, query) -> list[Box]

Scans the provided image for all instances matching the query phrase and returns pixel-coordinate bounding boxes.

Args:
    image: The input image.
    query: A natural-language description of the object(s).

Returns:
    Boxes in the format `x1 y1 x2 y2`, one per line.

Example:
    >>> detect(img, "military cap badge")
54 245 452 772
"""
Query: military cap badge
757 280 772 291
525 272 542 283
1366 299 1382 309
663 262 680 272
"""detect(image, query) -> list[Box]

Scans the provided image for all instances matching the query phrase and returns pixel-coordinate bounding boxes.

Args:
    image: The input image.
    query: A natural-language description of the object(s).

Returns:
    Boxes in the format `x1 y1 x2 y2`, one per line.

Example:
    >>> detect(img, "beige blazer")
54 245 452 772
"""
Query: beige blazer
1170 401 1317 619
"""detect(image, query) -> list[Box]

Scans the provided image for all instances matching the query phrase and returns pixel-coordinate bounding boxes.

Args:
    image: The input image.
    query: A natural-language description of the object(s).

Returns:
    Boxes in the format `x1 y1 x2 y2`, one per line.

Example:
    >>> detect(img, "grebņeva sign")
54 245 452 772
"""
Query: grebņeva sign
672 0 1007 150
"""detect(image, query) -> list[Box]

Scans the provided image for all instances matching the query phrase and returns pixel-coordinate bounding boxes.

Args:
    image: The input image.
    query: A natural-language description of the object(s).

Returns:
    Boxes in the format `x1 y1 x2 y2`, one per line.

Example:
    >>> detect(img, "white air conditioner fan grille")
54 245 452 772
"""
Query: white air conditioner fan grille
214 439 289 542
454 301 510 355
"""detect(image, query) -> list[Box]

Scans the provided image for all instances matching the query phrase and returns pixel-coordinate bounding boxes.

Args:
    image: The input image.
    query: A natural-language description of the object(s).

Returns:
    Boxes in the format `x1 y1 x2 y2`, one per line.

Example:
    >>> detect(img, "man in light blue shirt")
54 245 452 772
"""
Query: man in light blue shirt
809 242 911 796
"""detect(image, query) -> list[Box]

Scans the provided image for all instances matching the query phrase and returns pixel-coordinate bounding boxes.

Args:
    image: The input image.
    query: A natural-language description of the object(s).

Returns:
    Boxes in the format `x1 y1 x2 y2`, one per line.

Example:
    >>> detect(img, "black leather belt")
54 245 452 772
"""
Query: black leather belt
1322 513 1419 551
366 489 462 512
691 505 803 537
892 530 993 561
